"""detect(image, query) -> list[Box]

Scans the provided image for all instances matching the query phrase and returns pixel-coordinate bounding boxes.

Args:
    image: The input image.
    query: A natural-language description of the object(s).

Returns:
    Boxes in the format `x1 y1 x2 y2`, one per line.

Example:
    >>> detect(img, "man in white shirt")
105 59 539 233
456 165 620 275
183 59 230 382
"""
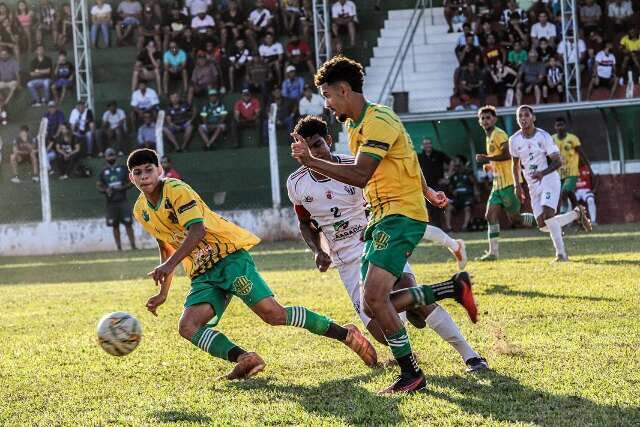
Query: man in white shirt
246 0 273 50
259 32 284 83
298 85 325 117
90 0 112 48
287 115 487 372
508 105 591 261
69 99 97 156
556 35 586 65
130 81 159 125
100 101 127 154
331 0 357 47
607 0 633 32
587 42 617 99
530 12 557 47
184 0 211 16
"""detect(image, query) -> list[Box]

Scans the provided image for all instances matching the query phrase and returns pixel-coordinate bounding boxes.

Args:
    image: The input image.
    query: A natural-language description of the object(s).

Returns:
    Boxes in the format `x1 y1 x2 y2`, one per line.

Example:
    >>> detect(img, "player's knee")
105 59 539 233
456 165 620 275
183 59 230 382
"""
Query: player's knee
258 304 286 326
363 287 386 309
178 319 198 341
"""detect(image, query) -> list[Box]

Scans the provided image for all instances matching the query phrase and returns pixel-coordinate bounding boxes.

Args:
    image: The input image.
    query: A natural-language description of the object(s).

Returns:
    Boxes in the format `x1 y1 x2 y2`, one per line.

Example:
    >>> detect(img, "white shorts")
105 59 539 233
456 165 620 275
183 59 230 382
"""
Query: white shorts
575 188 594 202
529 172 561 220
336 261 411 326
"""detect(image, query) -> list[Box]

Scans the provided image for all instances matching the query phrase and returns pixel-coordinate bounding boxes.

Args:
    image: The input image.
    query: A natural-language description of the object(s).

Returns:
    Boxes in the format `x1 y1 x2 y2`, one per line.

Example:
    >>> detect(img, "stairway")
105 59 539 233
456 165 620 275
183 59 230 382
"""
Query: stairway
363 8 458 113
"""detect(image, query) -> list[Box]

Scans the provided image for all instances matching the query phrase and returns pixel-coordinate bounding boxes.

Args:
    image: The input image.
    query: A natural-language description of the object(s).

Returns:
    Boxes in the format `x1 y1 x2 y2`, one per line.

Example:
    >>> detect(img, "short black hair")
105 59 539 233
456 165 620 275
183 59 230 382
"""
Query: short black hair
20 125 29 132
314 55 364 93
478 105 497 117
127 148 159 170
294 115 328 139
555 116 566 123
517 104 534 114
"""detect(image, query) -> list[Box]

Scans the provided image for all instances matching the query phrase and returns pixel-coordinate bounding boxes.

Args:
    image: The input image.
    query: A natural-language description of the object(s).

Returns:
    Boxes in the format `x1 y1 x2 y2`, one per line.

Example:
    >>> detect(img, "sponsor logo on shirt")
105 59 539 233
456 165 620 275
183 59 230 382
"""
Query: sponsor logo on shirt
344 185 356 195
304 195 313 203
333 223 365 242
178 200 197 214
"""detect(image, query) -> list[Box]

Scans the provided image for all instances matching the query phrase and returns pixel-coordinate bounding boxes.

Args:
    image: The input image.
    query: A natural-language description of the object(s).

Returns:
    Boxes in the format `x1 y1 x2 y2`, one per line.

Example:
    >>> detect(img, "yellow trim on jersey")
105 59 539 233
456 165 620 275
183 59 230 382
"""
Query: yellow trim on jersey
553 132 581 179
486 127 514 190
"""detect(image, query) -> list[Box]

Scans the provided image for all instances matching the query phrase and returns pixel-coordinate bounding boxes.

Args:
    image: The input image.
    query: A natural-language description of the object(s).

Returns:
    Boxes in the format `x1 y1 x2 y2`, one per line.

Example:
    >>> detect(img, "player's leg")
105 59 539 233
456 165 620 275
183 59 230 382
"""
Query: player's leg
582 191 597 224
479 193 502 260
120 205 137 250
423 224 466 270
112 223 122 250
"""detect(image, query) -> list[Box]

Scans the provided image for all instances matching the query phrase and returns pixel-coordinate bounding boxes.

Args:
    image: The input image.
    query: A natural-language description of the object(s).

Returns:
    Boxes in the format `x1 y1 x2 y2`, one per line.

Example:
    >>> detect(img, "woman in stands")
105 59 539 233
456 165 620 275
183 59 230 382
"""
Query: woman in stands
15 1 32 52
490 59 518 106
56 3 72 49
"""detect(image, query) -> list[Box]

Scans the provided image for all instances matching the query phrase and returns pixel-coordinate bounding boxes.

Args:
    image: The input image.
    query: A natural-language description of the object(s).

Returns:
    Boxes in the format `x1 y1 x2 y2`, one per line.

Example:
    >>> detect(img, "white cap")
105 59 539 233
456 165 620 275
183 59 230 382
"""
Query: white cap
286 65 296 73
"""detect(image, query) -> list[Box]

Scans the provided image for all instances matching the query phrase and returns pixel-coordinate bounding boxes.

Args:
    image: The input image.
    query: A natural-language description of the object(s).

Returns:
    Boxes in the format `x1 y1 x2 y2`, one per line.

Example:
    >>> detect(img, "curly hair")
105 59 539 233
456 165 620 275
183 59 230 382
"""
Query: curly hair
477 105 497 117
294 115 328 138
314 55 364 93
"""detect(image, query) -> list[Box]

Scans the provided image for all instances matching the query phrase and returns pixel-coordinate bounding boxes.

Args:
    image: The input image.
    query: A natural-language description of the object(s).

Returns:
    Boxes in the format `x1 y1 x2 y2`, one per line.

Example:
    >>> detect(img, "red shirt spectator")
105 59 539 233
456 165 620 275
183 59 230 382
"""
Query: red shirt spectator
234 90 261 121
287 37 311 60
161 155 182 179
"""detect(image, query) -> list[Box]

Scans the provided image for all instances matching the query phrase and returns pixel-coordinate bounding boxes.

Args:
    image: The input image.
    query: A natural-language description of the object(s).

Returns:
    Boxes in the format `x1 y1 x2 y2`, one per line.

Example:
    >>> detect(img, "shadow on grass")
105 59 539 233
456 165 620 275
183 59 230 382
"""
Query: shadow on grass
575 257 640 267
151 410 212 424
228 372 404 425
483 284 616 302
425 371 639 425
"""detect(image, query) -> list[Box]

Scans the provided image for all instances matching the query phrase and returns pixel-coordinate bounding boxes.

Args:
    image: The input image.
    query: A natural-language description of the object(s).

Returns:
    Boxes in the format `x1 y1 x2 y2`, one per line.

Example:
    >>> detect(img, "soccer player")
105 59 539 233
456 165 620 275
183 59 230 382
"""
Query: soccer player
509 106 592 262
475 106 535 261
287 116 487 372
291 56 478 394
552 117 592 213
575 164 597 225
127 148 378 380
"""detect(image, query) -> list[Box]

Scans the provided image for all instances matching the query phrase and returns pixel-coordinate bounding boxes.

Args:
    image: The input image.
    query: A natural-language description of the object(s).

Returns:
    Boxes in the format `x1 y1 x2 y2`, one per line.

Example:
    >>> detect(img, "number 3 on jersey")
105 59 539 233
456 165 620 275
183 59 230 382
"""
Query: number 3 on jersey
330 207 341 218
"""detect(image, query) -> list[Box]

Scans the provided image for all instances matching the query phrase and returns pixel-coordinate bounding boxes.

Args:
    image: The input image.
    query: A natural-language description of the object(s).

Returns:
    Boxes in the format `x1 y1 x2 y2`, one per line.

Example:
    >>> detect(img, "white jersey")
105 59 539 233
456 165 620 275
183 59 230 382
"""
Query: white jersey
508 128 560 185
286 154 367 267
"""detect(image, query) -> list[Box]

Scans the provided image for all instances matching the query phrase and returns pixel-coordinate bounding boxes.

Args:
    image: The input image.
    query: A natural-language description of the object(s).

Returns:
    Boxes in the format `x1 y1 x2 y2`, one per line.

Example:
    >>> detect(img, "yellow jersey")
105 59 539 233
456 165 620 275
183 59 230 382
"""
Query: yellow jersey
486 127 514 190
553 132 581 178
621 35 640 52
133 178 260 278
346 102 427 224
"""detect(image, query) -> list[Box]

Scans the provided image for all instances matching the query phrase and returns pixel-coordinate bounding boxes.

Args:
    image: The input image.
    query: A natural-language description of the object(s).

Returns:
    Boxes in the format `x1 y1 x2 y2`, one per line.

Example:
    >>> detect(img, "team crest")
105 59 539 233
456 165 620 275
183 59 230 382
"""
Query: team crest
344 185 356 195
333 220 350 231
233 275 253 296
326 190 333 199
372 230 390 251
142 210 150 222
304 195 314 203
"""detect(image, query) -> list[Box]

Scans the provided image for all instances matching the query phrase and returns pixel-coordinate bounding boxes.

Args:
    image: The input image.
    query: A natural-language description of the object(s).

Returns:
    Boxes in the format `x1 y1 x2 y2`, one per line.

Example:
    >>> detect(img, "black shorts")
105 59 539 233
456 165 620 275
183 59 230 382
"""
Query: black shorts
597 76 614 88
451 193 473 210
106 201 132 227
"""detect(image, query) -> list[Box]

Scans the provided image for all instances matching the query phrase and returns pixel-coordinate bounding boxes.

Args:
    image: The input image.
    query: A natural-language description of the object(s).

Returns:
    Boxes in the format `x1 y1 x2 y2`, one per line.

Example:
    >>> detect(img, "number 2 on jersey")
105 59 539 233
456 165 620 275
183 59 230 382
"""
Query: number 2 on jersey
330 207 341 218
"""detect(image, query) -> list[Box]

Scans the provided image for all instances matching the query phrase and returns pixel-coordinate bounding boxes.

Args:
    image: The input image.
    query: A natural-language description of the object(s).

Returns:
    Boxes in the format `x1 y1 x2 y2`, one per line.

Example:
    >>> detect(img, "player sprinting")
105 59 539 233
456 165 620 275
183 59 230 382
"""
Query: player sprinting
552 117 593 213
287 116 487 372
127 148 378 380
475 105 535 261
575 164 597 225
509 106 592 262
291 56 478 394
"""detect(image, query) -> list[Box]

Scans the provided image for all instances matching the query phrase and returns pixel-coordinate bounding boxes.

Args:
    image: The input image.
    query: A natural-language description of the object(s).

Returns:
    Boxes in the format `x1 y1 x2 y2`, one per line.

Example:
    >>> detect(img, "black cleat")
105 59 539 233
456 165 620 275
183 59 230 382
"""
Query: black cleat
465 356 489 373
406 309 426 329
379 372 427 394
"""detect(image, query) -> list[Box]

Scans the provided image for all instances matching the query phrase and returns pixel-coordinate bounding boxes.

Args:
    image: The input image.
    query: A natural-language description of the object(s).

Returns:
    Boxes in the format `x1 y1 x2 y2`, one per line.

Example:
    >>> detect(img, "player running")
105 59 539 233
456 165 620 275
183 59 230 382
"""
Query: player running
291 55 479 394
509 106 592 262
127 148 378 380
475 105 535 261
287 115 487 372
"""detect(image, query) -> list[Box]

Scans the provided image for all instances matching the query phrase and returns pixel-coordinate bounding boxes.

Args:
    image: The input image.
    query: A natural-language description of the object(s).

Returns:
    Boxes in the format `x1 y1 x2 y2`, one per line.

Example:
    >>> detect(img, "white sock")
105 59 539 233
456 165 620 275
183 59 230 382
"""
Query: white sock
488 223 499 255
552 210 579 228
587 198 597 223
424 224 458 252
544 216 566 257
425 305 478 362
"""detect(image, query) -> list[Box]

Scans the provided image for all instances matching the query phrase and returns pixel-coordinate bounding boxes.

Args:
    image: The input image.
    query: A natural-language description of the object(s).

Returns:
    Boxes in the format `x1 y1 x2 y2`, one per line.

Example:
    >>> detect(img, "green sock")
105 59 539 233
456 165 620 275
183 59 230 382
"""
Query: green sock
408 285 436 308
285 306 331 335
520 212 535 226
385 327 413 359
191 327 239 361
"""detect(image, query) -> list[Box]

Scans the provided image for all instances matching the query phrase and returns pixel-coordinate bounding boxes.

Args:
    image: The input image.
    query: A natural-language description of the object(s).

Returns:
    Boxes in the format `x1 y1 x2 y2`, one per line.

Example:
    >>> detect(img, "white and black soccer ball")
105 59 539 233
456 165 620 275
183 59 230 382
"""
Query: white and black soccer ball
96 312 142 356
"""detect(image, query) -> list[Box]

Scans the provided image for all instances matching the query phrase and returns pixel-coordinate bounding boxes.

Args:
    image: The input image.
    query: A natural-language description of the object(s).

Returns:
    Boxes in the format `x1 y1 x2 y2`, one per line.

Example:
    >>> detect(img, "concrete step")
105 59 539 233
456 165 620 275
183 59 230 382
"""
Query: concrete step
387 8 447 25
376 33 460 46
369 54 456 67
373 44 457 56
365 71 455 86
381 22 450 34
365 84 453 99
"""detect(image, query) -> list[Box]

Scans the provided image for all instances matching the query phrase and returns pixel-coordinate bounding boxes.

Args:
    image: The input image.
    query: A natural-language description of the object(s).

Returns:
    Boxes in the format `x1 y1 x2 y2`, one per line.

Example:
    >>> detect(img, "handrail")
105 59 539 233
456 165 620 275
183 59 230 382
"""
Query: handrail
376 0 425 105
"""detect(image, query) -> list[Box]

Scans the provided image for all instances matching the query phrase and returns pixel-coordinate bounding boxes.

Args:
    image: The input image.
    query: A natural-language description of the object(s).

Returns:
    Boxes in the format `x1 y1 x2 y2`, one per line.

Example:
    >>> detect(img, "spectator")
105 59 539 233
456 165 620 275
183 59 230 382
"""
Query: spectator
161 155 182 179
35 0 57 47
587 42 617 100
116 0 142 46
507 40 528 67
231 88 261 147
477 21 499 48
163 41 188 95
444 156 476 232
282 65 305 103
517 50 546 105
202 40 224 70
198 89 228 150
56 4 73 49
136 111 157 149
530 12 556 48
259 32 284 84
163 92 194 151
188 52 220 104
0 47 19 107
97 148 137 251
620 28 640 84
286 34 315 74
69 99 97 156
536 37 555 64
607 0 633 33
220 0 245 49
298 84 325 117
163 6 188 51
458 61 486 105
101 101 127 155
283 0 304 36
228 38 251 92
191 9 215 47
331 0 357 48
579 0 601 36
0 16 20 60
490 59 519 106
501 0 528 27
482 34 504 67
505 10 529 48
246 0 274 52
27 45 52 107
44 100 65 146
444 0 471 33
9 125 39 184
16 1 33 52
54 122 80 180
185 0 212 17
556 33 586 69
130 81 159 126
90 0 112 48
132 39 162 95
543 56 564 102
268 85 295 136
51 51 74 104
245 54 272 98
456 33 482 67
418 137 450 227
137 2 162 50
456 23 479 48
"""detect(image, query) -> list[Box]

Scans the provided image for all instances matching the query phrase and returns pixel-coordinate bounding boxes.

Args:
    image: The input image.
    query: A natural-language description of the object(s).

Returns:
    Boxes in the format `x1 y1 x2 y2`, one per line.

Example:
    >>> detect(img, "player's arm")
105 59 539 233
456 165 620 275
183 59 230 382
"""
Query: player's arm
294 205 331 272
512 156 525 202
476 141 511 163
149 221 204 287
576 145 593 174
420 168 447 208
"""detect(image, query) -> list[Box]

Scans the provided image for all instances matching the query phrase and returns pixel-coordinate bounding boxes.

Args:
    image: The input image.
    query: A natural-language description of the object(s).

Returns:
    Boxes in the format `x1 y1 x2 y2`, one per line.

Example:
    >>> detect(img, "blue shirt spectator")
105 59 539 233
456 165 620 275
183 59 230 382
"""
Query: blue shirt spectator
281 66 305 100
136 112 156 148
44 101 65 141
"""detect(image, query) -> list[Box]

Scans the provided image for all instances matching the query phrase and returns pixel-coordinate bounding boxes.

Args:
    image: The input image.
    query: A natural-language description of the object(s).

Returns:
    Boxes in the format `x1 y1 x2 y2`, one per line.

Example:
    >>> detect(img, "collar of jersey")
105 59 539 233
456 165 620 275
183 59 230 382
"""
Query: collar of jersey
348 100 371 129
146 180 165 211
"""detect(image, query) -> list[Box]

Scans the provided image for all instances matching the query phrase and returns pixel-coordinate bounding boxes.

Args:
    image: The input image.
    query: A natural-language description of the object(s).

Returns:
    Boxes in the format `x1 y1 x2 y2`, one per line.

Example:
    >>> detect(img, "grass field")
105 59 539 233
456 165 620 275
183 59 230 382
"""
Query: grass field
1 224 639 426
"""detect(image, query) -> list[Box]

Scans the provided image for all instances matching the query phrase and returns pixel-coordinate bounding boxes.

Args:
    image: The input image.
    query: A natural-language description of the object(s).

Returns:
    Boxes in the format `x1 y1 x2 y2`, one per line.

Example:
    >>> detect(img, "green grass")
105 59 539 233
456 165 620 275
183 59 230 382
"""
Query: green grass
1 224 639 426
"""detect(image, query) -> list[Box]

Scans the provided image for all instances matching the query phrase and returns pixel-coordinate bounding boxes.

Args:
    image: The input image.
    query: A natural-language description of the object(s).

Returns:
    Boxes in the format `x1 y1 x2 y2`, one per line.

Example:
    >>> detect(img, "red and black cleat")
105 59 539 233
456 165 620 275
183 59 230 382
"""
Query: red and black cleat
453 271 478 323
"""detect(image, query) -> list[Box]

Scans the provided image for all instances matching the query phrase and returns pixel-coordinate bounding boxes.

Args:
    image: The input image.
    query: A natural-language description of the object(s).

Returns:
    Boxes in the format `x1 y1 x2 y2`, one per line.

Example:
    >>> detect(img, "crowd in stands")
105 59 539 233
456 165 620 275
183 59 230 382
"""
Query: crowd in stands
1 0 363 183
449 0 640 109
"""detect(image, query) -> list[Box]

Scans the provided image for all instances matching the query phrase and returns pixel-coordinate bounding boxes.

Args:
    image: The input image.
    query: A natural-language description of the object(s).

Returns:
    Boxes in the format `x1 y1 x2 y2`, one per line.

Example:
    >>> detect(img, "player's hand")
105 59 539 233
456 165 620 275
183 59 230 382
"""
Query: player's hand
314 250 331 272
426 188 448 208
290 132 312 165
515 185 526 203
148 261 175 287
145 292 167 316
531 171 545 182
475 154 489 164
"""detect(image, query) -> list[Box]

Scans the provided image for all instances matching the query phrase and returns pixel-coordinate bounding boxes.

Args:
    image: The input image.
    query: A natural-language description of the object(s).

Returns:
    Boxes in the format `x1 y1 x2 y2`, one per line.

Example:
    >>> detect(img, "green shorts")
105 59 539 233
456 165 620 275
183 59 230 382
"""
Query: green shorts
184 249 274 326
361 214 427 280
488 185 521 215
562 176 578 193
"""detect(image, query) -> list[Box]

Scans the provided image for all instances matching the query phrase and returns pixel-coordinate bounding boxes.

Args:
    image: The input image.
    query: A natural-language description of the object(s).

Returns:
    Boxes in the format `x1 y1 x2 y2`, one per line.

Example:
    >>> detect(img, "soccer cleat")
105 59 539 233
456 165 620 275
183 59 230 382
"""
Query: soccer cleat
343 323 378 367
575 206 592 232
552 254 569 263
450 239 467 270
406 309 427 329
225 352 266 380
475 251 497 262
453 272 478 323
465 356 489 373
379 372 427 394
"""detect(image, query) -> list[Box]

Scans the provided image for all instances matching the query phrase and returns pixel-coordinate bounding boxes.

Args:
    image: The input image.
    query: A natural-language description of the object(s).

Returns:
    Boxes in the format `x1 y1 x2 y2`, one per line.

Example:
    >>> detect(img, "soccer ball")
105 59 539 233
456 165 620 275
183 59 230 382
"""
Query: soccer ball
96 312 142 356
